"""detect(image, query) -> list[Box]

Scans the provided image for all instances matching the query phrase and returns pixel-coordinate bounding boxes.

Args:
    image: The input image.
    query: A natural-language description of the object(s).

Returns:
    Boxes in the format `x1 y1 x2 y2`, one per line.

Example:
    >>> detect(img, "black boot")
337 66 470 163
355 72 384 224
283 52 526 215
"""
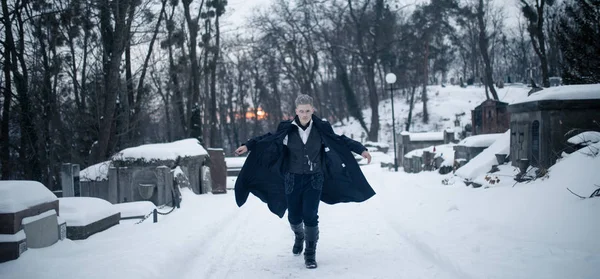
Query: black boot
304 225 319 269
290 223 304 255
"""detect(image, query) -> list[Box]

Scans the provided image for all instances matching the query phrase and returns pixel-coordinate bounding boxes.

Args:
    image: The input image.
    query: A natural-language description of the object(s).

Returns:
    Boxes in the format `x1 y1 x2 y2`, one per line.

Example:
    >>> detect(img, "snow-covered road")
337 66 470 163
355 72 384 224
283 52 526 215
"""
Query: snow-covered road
1 163 598 279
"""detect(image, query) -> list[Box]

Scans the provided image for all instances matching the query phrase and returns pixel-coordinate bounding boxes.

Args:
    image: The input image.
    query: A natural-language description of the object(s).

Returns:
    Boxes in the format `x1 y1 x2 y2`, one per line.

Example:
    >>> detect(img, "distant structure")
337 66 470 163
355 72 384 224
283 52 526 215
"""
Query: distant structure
471 99 510 135
508 84 600 169
398 130 455 166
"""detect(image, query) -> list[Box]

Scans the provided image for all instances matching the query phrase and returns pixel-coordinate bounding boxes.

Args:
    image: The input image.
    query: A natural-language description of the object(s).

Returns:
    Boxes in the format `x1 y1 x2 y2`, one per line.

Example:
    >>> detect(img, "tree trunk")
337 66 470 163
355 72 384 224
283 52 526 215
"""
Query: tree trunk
365 65 380 142
209 8 221 147
536 2 550 87
182 0 205 140
477 0 500 100
406 86 416 131
422 38 429 124
165 6 186 138
93 0 135 163
1 20 11 178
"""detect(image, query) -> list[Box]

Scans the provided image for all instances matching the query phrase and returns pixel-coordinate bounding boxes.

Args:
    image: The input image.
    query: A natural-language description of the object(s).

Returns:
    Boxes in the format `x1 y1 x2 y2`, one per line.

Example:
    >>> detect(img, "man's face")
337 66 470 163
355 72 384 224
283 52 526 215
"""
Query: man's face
295 104 314 125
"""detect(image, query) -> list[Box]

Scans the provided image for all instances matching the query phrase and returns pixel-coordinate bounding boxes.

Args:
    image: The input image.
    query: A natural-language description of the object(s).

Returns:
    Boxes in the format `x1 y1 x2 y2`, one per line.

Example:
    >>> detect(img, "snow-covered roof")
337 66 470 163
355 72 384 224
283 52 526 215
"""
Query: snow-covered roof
80 161 112 182
457 133 503 147
403 132 444 142
0 181 58 214
112 138 208 162
512 84 600 105
59 197 119 227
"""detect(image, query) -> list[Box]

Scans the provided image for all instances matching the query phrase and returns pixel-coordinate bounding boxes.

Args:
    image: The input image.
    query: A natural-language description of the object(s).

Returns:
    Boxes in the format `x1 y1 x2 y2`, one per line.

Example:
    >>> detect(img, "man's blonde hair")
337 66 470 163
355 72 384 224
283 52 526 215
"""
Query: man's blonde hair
294 94 314 107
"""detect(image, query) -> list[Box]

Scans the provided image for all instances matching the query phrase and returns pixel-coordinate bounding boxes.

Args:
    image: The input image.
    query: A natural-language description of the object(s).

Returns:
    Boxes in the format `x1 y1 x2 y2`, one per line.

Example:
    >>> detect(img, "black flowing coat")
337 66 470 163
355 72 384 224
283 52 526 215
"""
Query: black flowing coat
234 115 376 218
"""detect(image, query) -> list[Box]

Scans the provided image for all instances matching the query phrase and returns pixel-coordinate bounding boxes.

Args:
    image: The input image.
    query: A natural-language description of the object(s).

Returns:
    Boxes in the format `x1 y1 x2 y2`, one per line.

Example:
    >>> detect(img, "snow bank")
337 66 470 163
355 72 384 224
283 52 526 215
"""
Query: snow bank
225 157 246 169
549 141 600 194
80 161 111 182
407 132 444 142
403 144 455 167
59 197 119 226
0 181 58 213
455 130 510 180
512 83 600 104
457 133 503 147
567 131 600 145
112 138 208 161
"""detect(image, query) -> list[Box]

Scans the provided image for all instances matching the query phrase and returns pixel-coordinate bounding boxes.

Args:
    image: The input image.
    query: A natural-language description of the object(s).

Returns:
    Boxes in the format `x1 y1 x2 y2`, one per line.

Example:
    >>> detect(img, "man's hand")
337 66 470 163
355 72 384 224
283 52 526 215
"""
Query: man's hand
361 150 371 164
235 145 248 156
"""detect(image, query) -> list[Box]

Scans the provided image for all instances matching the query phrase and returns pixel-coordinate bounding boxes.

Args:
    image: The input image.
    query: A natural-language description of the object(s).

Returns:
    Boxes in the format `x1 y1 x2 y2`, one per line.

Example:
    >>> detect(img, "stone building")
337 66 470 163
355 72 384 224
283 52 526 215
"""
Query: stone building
508 84 600 169
471 99 510 135
77 139 210 206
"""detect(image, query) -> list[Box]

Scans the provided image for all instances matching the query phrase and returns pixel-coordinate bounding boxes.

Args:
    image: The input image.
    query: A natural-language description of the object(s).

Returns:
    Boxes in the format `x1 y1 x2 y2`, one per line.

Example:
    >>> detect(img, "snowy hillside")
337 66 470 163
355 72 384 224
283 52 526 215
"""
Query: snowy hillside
333 84 531 144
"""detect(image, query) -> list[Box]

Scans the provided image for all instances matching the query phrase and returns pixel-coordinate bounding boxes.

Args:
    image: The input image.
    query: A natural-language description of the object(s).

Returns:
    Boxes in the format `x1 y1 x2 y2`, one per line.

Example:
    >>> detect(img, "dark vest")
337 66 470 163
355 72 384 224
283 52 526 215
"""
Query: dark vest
287 125 323 174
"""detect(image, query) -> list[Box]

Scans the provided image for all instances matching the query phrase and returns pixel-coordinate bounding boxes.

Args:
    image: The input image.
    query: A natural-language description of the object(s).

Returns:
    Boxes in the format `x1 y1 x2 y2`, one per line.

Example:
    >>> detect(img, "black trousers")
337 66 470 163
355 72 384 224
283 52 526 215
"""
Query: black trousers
284 172 323 227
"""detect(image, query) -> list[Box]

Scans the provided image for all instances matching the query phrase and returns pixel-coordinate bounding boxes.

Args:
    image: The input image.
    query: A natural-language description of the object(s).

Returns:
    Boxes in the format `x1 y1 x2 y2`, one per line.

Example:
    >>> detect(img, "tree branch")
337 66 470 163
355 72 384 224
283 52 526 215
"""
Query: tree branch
566 187 586 199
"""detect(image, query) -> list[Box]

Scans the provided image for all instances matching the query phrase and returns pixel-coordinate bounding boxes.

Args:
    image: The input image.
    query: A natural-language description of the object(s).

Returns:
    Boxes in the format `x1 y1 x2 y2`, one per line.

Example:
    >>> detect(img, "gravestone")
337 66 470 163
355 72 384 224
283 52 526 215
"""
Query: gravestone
61 163 81 197
207 148 227 194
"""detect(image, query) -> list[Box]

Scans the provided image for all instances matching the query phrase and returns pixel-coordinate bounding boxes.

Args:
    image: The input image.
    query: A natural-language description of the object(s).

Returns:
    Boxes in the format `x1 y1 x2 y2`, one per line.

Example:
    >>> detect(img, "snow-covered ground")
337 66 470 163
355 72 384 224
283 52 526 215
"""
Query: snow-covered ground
1 146 599 278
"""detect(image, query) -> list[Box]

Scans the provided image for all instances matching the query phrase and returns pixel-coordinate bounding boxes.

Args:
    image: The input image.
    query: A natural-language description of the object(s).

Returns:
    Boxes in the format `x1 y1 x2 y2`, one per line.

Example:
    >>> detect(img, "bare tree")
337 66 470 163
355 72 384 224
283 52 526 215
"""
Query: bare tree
91 0 138 163
520 0 556 87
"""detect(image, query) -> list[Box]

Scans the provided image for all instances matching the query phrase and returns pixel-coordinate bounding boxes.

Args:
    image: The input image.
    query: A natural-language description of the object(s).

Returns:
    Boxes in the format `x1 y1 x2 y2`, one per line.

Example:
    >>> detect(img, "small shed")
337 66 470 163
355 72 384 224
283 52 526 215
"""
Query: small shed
508 84 600 169
471 99 510 135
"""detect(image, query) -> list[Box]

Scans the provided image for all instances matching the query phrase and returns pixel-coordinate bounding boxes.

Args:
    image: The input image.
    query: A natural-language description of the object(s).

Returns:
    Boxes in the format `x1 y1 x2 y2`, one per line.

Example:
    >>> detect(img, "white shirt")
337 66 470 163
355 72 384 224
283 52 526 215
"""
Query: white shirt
284 119 313 145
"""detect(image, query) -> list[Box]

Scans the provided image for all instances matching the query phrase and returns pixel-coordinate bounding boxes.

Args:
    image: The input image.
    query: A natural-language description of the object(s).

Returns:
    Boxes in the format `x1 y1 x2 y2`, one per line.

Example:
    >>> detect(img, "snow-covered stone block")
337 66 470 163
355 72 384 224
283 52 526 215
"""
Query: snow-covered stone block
59 197 120 240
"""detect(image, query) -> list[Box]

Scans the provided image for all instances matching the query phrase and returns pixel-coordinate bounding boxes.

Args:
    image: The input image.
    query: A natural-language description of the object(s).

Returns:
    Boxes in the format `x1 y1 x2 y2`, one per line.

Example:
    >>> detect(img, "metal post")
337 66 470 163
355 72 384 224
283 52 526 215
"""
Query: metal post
390 85 398 172
153 209 158 223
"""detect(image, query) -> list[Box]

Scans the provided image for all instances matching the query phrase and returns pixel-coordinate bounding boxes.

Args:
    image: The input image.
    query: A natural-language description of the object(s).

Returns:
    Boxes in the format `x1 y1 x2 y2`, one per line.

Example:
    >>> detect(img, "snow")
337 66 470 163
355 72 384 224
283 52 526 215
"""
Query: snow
0 181 58 214
58 197 119 227
0 230 26 243
113 202 156 219
112 138 208 162
567 131 600 145
408 131 444 141
403 144 455 167
363 141 389 148
455 130 511 180
80 161 111 182
0 149 598 278
512 83 600 104
457 133 503 147
334 84 531 148
225 156 246 169
21 210 57 225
